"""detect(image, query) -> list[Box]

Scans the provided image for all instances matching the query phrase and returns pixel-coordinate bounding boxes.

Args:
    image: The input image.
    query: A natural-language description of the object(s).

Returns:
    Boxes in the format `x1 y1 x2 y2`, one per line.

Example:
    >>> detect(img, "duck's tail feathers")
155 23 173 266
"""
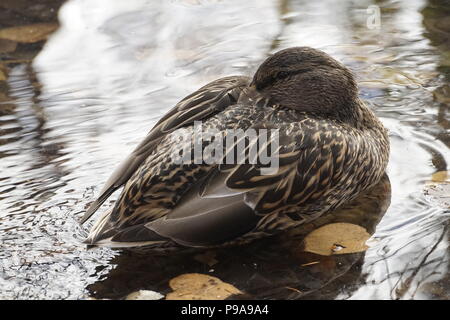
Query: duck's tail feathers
83 208 168 249
79 189 115 224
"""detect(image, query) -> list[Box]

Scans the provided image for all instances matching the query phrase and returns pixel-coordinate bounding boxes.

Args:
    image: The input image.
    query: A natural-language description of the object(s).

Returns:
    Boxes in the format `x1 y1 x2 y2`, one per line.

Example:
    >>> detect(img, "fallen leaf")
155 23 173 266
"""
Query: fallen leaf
0 23 58 43
302 223 370 256
125 290 164 300
166 273 242 300
430 170 449 183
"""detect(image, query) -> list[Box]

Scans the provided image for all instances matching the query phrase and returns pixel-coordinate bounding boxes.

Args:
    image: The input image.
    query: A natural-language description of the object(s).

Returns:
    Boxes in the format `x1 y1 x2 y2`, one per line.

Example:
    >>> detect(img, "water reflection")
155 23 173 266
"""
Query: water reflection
0 0 449 299
87 175 391 300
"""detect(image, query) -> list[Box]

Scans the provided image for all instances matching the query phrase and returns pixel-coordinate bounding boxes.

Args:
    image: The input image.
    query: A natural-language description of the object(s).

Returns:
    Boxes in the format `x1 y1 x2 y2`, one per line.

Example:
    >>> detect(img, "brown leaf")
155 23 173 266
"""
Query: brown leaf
430 170 449 183
0 23 58 43
302 223 370 256
0 62 7 81
166 273 242 300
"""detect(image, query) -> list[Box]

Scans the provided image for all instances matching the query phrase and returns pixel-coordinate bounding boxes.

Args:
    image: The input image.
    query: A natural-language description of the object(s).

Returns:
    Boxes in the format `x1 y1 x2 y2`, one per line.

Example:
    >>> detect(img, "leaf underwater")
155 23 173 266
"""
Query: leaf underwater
302 222 371 256
430 170 448 183
166 273 242 300
0 23 58 43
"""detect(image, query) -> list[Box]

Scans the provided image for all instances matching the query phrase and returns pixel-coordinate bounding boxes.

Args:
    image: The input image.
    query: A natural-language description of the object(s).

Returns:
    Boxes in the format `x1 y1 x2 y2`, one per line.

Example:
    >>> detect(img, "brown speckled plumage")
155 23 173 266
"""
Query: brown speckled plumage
81 47 389 250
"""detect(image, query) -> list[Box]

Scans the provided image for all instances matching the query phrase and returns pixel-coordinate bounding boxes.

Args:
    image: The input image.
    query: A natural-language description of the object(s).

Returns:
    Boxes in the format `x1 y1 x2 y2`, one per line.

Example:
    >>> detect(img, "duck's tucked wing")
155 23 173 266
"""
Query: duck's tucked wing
80 76 250 224
142 121 352 247
144 170 260 247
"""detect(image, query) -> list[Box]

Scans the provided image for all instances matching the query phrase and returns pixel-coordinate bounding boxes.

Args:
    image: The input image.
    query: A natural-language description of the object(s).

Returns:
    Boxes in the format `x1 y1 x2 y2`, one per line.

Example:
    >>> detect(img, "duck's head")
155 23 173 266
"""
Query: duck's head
252 47 359 121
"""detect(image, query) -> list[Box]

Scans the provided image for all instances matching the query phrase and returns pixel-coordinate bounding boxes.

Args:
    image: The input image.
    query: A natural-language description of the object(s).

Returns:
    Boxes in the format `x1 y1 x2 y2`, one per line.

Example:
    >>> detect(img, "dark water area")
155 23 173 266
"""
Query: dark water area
0 0 449 299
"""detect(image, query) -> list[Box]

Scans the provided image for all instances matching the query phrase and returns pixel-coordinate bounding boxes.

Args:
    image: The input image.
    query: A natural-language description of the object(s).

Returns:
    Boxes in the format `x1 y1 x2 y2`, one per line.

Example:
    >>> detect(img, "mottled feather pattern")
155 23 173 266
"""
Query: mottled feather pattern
82 47 390 250
96 102 388 245
79 76 249 224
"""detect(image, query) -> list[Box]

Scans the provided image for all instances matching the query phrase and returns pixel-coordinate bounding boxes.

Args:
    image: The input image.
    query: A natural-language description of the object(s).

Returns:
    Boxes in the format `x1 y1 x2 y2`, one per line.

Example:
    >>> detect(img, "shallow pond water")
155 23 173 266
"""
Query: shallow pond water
0 0 449 299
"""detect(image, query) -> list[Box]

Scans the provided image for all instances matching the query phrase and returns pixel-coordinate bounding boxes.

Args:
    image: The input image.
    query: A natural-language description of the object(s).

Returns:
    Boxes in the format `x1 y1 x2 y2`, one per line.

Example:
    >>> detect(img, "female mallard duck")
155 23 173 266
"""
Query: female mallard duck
80 47 389 249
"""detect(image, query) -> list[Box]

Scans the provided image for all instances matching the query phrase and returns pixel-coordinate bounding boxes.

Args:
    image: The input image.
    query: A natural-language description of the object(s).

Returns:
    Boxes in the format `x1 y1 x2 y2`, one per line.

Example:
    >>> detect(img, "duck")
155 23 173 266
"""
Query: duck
80 47 390 250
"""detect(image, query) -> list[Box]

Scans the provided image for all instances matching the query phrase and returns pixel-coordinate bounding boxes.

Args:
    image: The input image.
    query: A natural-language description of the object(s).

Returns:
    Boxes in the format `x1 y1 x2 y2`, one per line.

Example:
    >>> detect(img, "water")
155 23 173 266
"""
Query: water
0 0 449 300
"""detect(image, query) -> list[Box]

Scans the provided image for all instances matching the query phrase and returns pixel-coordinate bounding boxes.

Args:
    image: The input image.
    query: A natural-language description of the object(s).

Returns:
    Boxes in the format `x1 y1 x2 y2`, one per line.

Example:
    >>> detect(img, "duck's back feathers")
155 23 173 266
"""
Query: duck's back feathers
80 76 250 224
84 105 388 249
82 47 390 250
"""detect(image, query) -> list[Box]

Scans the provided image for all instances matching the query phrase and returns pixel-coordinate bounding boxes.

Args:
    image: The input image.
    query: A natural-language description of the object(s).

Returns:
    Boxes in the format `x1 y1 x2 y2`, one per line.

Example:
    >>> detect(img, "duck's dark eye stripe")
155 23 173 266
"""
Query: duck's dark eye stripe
256 68 313 91
277 71 290 79
287 67 313 78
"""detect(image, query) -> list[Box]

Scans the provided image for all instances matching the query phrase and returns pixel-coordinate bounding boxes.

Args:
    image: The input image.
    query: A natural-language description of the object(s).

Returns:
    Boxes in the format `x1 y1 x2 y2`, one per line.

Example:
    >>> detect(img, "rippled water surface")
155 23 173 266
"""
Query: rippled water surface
0 0 449 299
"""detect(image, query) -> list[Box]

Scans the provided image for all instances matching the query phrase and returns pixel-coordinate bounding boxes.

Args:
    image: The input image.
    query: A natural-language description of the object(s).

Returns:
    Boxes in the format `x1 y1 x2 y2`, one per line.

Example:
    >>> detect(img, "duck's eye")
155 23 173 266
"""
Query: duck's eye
276 71 290 79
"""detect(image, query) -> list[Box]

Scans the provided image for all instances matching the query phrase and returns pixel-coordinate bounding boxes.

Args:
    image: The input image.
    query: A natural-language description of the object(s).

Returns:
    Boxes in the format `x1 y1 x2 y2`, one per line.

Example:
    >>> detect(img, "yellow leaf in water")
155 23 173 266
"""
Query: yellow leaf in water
0 23 58 43
431 171 449 183
166 273 242 300
302 223 370 256
0 62 8 81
